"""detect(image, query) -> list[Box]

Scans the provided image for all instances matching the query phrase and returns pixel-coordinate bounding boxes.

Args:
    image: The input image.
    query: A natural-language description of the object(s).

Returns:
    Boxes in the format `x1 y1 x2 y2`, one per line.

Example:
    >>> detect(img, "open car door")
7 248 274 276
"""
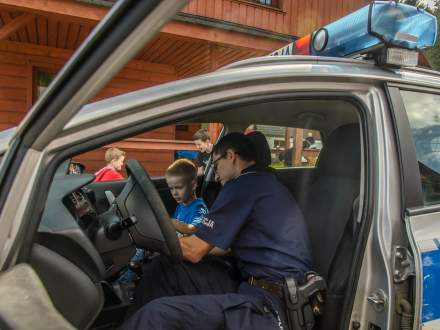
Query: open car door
0 0 188 328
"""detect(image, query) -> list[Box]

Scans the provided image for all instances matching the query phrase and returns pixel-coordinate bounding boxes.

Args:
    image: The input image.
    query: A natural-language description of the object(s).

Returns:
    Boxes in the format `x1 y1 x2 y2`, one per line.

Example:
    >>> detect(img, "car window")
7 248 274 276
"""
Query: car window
73 122 222 178
401 90 440 205
247 125 322 168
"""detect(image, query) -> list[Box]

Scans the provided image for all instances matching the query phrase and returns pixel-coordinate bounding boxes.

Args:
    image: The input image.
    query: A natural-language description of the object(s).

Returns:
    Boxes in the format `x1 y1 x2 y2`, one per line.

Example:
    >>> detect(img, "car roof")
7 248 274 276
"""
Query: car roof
223 55 440 86
62 54 440 133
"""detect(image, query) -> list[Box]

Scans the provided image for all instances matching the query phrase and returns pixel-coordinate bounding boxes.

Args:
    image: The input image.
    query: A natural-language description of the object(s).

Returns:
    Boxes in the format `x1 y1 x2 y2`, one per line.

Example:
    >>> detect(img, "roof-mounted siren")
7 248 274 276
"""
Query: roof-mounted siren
271 1 437 67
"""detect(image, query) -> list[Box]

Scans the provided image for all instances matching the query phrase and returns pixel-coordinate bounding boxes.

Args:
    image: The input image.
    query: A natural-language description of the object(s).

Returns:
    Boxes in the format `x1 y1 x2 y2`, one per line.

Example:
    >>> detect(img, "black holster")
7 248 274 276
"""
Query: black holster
283 274 326 330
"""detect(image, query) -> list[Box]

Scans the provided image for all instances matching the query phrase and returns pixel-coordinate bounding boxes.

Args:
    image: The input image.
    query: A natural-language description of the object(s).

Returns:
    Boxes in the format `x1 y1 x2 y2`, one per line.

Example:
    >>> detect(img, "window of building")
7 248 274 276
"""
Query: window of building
33 70 56 102
176 124 189 131
250 0 281 8
401 90 440 205
247 125 322 168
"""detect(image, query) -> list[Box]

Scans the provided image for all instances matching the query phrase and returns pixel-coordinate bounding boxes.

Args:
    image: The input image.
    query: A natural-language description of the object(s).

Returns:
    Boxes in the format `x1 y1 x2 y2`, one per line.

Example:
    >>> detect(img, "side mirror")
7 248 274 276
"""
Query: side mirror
69 161 85 174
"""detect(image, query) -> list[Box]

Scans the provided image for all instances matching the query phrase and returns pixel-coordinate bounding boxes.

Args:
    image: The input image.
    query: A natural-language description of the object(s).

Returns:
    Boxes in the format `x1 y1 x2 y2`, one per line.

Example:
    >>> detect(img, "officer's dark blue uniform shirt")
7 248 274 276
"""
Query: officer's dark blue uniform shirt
196 165 313 281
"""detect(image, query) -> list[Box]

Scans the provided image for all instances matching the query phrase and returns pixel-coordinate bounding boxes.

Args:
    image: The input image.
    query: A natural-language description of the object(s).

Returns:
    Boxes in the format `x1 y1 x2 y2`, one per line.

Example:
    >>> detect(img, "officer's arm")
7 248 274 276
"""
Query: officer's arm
209 247 231 256
172 219 197 235
179 235 213 263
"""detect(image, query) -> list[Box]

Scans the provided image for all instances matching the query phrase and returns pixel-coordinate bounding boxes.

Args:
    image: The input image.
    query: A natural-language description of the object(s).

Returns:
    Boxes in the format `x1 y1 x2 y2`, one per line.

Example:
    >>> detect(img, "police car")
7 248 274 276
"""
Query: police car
0 1 439 329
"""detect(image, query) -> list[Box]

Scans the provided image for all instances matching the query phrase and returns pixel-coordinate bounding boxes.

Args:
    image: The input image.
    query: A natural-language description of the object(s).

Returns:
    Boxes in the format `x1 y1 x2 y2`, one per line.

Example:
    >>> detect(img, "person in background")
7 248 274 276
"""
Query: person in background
193 128 213 176
93 147 141 287
166 159 208 236
94 147 125 182
244 124 257 135
303 132 316 149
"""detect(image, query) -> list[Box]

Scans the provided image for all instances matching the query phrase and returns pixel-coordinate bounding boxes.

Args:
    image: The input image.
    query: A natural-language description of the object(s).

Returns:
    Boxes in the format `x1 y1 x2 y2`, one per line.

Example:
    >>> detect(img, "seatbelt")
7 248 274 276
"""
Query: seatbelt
326 195 360 281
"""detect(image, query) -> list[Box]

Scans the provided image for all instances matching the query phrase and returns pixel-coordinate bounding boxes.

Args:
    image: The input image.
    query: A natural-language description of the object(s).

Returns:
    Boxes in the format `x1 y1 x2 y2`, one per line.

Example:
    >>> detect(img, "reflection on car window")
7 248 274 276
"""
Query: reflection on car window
401 90 440 205
246 124 322 168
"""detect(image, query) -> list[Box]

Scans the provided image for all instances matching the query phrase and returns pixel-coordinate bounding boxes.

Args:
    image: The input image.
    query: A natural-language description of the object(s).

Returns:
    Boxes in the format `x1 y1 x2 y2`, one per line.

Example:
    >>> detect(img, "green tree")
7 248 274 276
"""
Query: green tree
398 0 428 9
424 0 440 70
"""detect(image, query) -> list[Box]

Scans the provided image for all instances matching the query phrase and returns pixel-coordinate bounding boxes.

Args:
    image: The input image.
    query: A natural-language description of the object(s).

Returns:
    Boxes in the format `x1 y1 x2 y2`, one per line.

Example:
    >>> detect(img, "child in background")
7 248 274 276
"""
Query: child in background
166 159 208 236
94 147 125 182
193 128 213 176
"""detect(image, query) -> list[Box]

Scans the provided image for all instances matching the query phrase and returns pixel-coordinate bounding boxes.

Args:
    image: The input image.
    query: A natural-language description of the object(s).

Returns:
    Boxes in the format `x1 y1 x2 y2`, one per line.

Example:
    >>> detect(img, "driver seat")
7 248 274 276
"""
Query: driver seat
246 131 272 170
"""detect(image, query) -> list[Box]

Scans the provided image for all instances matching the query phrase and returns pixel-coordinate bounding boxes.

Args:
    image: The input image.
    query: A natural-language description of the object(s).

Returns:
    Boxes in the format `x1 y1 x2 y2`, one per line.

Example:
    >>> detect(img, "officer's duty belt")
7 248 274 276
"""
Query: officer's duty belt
247 276 284 298
248 274 327 330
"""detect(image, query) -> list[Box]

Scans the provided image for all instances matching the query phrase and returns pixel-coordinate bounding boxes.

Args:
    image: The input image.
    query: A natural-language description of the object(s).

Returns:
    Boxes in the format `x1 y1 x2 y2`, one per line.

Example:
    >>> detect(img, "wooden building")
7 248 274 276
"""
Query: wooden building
0 0 369 175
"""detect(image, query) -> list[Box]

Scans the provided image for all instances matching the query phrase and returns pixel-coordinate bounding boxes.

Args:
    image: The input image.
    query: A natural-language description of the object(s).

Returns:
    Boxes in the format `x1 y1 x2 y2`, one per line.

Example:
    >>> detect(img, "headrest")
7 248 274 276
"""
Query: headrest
317 124 360 178
246 131 271 169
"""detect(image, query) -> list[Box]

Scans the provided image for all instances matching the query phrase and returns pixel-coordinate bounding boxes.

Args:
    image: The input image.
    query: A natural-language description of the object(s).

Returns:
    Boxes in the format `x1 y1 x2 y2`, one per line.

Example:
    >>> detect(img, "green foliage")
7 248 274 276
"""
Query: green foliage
397 0 429 10
424 0 440 70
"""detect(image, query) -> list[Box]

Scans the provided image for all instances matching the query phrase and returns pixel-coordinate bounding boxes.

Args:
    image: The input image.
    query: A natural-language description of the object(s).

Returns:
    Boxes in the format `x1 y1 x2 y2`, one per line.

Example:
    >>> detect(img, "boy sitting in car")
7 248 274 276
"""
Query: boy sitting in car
120 159 206 286
166 159 208 236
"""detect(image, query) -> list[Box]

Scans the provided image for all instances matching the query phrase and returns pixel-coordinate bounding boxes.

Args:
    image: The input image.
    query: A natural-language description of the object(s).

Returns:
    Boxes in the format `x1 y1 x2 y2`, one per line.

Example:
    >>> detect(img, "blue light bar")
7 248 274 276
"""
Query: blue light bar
310 1 437 57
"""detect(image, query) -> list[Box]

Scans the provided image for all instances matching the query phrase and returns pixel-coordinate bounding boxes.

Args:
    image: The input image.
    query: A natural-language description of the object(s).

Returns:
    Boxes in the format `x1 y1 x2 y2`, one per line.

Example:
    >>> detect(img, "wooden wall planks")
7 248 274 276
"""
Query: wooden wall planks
182 0 371 37
0 40 180 176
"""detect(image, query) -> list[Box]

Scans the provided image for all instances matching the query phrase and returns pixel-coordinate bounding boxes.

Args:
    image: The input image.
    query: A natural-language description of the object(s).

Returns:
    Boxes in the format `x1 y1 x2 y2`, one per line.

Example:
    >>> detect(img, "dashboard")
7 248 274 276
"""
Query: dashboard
64 187 99 237
37 159 136 279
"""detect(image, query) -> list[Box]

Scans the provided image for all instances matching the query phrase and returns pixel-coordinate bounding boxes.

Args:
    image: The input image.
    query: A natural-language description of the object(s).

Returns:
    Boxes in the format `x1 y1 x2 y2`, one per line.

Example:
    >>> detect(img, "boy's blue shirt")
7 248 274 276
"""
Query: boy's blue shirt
174 198 208 227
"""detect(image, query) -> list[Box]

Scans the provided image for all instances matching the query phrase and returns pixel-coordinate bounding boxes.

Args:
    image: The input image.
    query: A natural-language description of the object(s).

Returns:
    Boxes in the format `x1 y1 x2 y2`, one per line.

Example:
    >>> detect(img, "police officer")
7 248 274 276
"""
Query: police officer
121 132 313 330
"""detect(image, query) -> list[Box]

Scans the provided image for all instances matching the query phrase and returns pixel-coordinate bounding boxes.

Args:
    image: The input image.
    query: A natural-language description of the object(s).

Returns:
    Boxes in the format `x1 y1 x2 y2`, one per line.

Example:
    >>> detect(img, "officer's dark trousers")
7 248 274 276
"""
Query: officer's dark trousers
121 256 287 330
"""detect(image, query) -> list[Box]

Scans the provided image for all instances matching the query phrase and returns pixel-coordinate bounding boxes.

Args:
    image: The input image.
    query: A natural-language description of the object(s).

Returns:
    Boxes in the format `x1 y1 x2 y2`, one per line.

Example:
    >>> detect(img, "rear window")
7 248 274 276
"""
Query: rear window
401 90 440 205
247 125 322 168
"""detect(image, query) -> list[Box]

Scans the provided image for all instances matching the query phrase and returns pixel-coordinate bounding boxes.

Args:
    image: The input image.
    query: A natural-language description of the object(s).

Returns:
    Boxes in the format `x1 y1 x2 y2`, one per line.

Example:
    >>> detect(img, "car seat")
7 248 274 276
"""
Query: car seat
302 123 361 330
246 131 272 169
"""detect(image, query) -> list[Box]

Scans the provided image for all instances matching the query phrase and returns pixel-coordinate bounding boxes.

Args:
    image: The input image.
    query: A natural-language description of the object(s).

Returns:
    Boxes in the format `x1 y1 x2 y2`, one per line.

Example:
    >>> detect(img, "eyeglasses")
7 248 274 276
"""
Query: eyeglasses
212 153 227 172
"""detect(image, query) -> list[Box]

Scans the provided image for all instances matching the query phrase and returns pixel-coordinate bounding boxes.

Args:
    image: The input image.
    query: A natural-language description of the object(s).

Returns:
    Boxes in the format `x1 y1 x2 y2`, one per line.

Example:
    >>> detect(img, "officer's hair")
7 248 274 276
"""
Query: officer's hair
166 159 197 182
105 147 125 164
212 132 256 162
193 128 211 142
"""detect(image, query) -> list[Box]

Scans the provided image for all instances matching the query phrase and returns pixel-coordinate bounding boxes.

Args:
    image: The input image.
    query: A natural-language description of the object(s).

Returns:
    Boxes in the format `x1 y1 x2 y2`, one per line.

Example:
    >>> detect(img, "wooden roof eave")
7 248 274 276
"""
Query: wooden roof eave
0 0 286 52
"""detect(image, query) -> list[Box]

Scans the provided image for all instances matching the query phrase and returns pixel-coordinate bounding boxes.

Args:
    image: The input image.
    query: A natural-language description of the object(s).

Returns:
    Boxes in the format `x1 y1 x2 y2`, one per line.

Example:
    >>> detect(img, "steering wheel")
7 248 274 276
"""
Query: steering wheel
114 159 182 263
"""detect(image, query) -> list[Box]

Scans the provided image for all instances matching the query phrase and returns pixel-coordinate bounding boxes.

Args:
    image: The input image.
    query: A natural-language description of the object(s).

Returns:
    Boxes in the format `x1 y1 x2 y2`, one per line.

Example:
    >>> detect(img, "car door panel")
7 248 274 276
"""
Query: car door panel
406 210 440 329
29 244 103 329
0 263 76 330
